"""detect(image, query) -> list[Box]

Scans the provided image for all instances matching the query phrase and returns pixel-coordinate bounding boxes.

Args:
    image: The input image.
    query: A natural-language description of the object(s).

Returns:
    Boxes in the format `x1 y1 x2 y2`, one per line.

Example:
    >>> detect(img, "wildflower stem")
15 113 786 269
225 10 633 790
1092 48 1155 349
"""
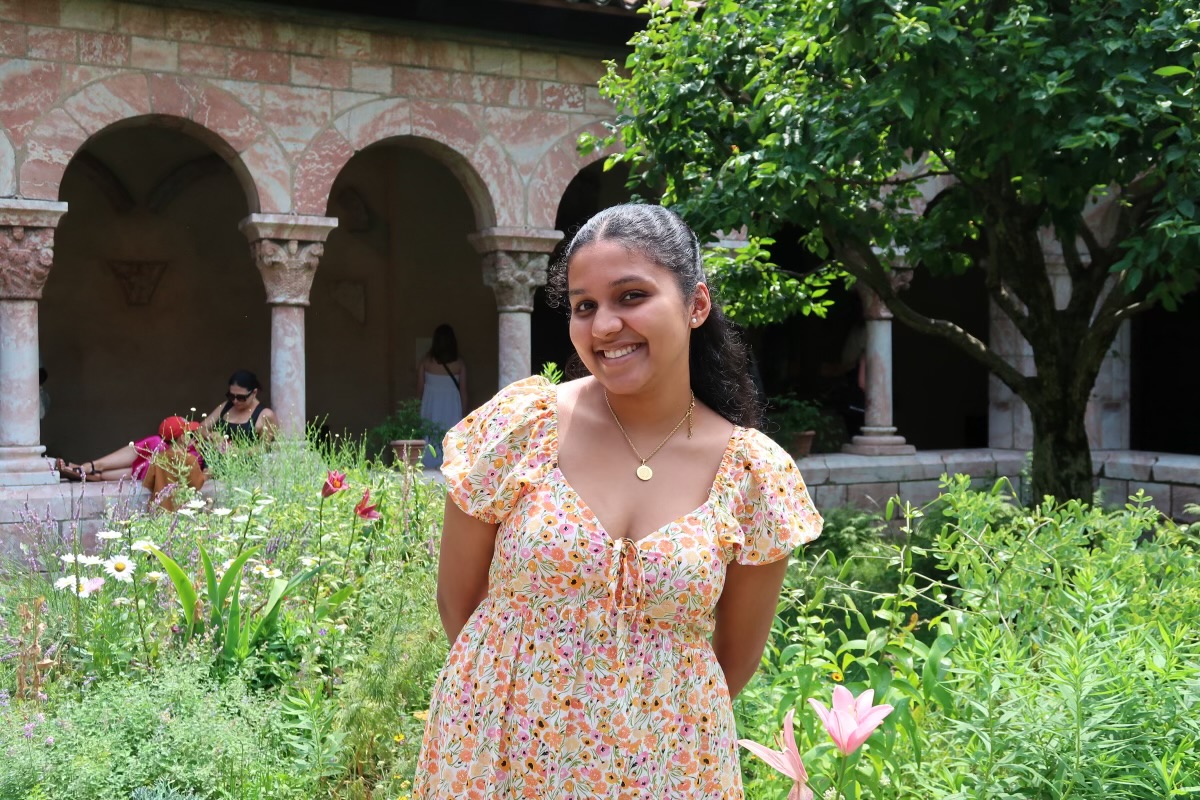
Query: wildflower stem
128 528 151 667
313 497 325 619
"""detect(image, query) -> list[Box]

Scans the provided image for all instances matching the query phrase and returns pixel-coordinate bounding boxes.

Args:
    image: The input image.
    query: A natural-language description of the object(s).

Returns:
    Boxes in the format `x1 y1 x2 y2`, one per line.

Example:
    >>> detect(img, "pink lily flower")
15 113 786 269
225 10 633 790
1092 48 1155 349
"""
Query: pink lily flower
738 708 814 800
808 685 894 756
354 488 381 520
321 470 348 498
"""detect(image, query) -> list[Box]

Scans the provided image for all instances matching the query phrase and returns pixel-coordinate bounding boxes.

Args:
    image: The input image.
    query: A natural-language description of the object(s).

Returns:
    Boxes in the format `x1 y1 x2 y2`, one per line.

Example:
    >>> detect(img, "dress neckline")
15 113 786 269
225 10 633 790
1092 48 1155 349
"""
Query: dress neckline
548 379 741 546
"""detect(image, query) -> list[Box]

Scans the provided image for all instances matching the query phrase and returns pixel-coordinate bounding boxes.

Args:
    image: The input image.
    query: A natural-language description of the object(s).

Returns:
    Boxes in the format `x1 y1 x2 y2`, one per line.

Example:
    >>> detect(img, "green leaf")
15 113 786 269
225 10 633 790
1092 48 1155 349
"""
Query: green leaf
921 634 956 710
250 577 291 649
1154 65 1193 77
147 546 198 638
199 545 220 632
222 572 243 663
216 546 261 617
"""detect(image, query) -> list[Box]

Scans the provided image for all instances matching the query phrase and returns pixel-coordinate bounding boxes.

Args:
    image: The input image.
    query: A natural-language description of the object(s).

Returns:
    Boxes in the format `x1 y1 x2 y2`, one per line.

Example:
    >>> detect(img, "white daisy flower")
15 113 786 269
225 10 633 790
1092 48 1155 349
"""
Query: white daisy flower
254 497 275 506
78 555 103 567
176 508 197 517
300 556 319 568
184 498 206 510
103 556 135 583
262 568 282 579
145 571 165 583
212 508 233 517
96 530 122 540
231 515 250 524
57 577 102 597
112 597 133 607
251 563 266 575
221 559 236 571
58 553 77 565
130 540 155 553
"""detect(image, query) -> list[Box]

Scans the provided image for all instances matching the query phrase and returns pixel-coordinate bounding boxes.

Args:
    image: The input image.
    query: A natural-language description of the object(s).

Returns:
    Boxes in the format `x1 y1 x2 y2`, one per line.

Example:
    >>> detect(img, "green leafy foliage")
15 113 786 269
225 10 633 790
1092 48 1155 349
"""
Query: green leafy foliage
740 479 1200 799
592 0 1200 499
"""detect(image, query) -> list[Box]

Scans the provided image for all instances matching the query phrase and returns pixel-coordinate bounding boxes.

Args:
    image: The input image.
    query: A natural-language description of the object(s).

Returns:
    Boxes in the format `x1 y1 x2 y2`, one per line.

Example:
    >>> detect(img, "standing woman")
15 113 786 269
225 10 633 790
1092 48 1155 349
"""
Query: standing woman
418 324 469 469
415 204 823 799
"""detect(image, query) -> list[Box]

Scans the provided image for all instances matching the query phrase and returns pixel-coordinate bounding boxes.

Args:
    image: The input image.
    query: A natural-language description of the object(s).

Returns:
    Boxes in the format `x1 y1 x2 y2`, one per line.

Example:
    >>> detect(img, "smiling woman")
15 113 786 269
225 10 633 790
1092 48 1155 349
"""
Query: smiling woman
415 203 823 800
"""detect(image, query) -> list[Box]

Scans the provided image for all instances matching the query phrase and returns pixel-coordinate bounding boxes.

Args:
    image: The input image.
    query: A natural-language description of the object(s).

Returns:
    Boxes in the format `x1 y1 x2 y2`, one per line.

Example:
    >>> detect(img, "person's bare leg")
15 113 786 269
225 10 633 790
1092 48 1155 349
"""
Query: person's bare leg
60 445 139 481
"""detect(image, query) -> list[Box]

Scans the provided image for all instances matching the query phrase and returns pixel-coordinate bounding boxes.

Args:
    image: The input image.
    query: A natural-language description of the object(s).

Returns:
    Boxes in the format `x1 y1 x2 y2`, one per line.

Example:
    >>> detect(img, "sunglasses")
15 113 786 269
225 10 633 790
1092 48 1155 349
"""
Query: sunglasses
226 391 253 402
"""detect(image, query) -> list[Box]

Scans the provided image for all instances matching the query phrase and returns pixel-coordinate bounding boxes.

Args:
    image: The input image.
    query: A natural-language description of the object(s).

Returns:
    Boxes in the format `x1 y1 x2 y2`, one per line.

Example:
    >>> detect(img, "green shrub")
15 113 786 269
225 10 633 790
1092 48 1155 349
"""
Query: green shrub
740 478 1200 800
0 654 312 800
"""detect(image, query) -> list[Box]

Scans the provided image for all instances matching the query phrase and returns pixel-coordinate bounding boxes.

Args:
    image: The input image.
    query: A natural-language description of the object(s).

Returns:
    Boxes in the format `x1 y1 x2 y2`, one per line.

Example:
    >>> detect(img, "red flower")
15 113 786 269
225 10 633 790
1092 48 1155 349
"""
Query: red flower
354 488 381 520
321 470 348 498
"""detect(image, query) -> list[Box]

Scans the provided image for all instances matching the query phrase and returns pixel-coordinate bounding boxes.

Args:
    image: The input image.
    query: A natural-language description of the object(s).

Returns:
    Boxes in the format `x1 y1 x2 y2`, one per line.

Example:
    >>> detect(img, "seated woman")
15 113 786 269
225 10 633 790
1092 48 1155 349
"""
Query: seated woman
198 369 277 444
57 415 202 483
141 424 207 512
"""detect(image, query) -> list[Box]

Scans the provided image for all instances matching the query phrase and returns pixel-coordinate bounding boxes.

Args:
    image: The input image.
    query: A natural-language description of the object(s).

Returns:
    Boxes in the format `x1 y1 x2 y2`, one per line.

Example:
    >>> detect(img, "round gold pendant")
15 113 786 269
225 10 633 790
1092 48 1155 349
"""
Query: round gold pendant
636 464 654 481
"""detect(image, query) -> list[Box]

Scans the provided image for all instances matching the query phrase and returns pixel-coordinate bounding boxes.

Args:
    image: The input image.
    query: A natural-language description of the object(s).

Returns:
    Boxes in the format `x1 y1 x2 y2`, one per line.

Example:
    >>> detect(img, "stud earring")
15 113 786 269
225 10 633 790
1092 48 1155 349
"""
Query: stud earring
691 316 698 325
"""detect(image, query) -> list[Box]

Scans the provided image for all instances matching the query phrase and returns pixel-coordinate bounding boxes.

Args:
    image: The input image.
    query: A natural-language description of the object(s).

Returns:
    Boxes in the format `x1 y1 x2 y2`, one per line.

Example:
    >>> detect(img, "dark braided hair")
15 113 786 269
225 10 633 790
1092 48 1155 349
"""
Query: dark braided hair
548 203 762 428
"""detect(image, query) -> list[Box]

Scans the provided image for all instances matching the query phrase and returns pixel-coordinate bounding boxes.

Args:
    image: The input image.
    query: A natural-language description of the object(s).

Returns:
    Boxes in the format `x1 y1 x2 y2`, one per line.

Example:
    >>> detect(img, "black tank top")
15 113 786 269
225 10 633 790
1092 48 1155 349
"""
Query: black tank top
218 402 265 441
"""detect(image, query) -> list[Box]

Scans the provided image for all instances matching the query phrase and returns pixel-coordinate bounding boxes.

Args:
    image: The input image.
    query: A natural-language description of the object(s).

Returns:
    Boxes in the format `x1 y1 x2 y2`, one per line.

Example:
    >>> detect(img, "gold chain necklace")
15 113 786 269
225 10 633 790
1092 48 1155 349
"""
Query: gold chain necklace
603 390 695 481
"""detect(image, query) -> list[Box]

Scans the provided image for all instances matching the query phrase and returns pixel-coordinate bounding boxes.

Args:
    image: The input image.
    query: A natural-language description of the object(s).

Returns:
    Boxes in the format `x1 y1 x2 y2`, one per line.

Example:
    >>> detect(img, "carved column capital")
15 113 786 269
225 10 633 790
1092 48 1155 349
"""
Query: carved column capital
251 239 324 306
468 227 562 314
0 200 68 301
481 250 551 313
239 214 338 307
0 227 56 300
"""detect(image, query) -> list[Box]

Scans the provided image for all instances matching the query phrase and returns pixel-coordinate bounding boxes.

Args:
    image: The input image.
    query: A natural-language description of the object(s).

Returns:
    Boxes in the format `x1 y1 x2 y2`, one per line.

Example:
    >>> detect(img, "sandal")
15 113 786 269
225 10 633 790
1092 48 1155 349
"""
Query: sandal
56 459 98 481
56 458 83 482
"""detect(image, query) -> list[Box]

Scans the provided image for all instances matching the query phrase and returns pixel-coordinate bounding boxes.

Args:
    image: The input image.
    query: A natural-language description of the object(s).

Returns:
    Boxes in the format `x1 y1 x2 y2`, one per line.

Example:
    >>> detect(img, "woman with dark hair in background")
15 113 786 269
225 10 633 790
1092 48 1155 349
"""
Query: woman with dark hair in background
199 369 277 444
415 204 823 799
417 324 468 469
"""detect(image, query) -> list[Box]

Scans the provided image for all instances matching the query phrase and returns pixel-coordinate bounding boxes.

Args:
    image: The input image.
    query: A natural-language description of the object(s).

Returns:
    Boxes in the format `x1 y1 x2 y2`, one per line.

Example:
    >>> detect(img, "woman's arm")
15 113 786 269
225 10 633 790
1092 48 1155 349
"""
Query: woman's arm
198 403 224 438
712 557 790 699
436 498 498 644
457 363 469 416
256 408 278 444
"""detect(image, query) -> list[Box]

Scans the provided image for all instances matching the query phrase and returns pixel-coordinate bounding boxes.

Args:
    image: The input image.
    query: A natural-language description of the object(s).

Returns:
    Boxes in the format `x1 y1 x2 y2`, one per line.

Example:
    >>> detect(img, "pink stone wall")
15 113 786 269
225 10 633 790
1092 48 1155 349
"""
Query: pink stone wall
0 0 616 228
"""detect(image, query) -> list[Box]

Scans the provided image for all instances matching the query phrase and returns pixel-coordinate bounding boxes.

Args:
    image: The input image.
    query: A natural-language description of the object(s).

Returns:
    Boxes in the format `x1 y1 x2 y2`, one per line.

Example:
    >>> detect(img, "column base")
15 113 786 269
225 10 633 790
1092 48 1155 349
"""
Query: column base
842 429 916 456
0 446 58 486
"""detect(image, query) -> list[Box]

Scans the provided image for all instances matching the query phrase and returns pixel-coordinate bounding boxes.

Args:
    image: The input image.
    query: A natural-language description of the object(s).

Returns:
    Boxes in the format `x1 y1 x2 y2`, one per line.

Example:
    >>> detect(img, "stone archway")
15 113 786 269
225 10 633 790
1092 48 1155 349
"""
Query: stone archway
16 73 287 213
294 98 516 228
310 138 498 440
527 120 616 230
41 122 267 460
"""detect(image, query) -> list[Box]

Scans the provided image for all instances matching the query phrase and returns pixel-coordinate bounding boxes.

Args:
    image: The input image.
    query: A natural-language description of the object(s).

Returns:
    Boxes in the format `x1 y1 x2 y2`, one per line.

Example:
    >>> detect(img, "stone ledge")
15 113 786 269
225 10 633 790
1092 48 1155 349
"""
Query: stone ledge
799 449 1011 486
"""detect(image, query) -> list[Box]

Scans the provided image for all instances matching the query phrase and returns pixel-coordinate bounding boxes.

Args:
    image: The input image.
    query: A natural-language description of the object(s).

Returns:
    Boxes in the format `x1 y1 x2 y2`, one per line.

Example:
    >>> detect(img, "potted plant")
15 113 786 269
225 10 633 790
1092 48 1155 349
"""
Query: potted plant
367 399 439 467
766 394 830 458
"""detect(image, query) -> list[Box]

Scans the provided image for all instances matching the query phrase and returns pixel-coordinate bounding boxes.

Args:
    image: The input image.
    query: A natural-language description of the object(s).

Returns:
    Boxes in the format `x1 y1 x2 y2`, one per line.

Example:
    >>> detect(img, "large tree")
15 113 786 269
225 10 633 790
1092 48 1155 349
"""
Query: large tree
587 0 1200 501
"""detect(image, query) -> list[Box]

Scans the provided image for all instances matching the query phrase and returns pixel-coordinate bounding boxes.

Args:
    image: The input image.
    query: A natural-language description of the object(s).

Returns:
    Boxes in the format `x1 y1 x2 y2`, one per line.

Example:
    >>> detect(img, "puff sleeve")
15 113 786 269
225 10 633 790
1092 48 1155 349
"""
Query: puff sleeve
728 430 823 565
440 376 556 525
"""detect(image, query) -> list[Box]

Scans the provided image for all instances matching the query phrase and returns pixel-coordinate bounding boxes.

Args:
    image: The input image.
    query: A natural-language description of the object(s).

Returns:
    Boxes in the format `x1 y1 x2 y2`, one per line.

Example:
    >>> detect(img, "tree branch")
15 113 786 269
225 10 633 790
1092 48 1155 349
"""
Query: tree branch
824 225 1032 397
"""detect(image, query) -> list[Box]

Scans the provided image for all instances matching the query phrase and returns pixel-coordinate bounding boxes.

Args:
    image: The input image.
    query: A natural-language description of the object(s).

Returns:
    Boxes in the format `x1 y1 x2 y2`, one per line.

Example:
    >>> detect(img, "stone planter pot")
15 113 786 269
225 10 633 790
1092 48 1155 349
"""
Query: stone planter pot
790 430 816 458
389 439 427 468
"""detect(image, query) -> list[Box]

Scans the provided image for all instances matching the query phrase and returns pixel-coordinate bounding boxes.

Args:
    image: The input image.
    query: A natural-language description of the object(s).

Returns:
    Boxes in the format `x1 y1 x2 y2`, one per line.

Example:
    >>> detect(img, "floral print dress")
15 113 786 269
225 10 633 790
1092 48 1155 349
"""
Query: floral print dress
415 377 822 799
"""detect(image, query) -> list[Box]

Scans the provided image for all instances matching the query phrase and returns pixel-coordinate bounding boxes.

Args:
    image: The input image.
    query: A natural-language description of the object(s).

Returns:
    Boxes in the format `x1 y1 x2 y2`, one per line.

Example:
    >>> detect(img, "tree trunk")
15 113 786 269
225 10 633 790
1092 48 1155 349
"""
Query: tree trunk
1025 381 1095 503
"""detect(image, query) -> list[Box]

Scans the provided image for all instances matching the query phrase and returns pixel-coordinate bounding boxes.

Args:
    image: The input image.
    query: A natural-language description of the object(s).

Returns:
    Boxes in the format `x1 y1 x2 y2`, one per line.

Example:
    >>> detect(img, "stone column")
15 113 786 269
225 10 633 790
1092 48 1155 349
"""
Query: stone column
843 274 916 455
467 228 563 389
239 214 338 439
0 200 68 486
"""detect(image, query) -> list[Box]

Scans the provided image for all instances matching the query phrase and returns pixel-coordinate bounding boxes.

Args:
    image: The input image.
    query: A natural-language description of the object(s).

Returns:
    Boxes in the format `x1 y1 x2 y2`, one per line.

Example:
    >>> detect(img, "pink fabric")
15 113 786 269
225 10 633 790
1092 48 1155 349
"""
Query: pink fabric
130 435 204 480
